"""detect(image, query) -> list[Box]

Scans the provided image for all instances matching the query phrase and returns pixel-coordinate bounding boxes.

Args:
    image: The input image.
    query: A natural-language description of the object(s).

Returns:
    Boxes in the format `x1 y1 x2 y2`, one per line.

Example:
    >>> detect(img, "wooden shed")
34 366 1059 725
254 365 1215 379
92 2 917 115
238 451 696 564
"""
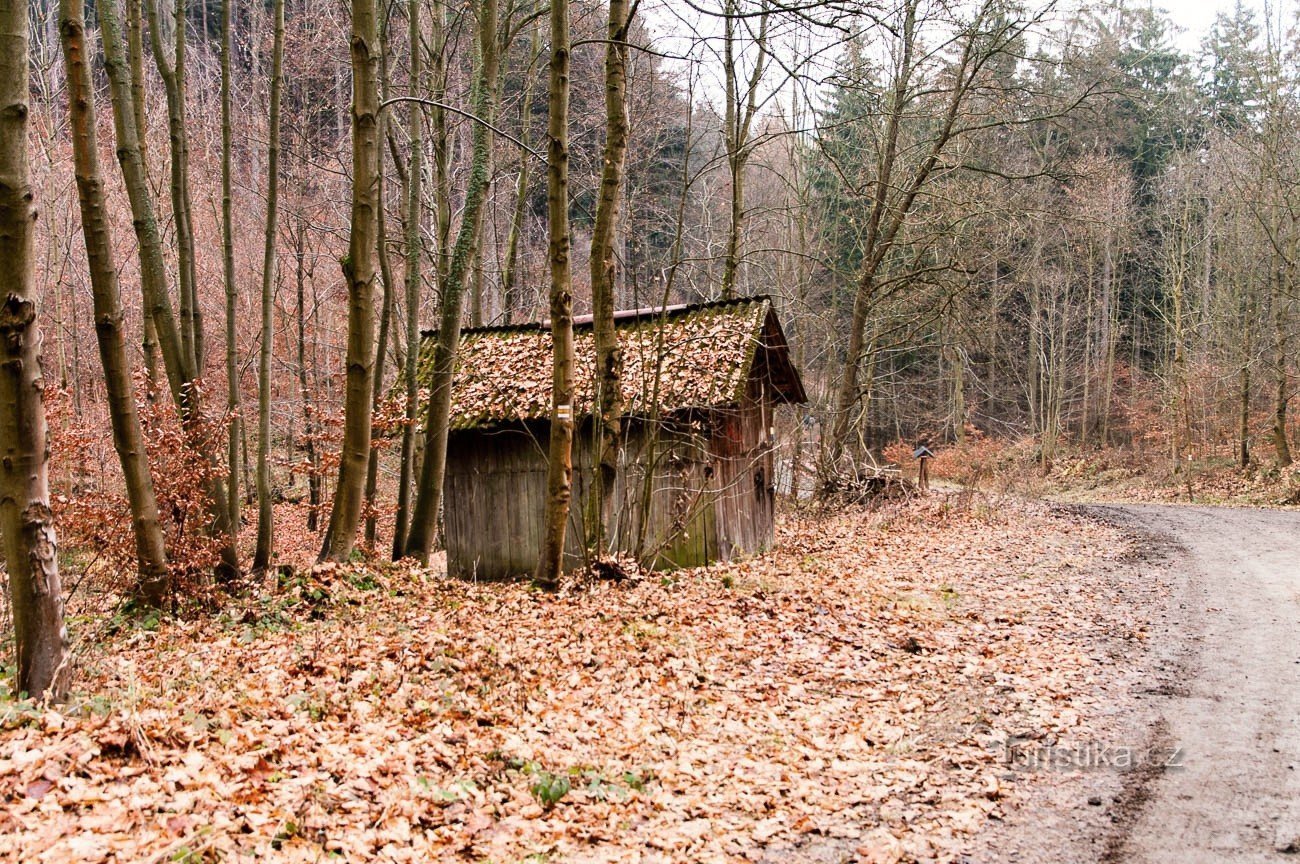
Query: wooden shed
416 295 807 579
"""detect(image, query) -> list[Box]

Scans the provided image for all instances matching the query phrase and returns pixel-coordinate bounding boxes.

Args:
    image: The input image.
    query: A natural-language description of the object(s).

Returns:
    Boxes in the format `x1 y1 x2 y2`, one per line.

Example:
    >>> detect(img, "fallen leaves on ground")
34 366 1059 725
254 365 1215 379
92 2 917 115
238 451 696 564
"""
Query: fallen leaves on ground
0 494 1150 863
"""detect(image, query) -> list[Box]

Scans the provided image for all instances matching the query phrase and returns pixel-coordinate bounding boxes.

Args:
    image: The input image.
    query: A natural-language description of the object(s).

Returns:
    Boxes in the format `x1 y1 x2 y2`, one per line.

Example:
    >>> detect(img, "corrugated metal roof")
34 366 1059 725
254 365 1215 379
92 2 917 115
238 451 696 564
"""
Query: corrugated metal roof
411 296 804 431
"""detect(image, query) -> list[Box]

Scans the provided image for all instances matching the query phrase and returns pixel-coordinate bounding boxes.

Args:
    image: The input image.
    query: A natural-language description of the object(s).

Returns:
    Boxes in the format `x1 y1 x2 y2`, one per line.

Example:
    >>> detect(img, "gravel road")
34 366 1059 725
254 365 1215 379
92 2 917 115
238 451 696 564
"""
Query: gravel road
978 504 1300 863
1108 505 1300 863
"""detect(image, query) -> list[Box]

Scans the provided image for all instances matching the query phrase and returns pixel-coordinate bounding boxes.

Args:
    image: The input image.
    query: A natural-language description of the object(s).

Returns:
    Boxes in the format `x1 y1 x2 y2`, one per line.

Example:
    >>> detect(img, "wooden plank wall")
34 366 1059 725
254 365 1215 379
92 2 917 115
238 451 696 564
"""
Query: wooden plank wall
708 381 776 560
444 391 779 579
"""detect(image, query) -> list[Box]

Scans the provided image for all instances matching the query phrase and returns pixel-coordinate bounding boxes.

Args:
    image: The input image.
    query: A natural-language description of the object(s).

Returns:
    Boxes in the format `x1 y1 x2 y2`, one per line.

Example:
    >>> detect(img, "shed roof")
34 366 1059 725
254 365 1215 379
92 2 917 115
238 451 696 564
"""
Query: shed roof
415 295 807 431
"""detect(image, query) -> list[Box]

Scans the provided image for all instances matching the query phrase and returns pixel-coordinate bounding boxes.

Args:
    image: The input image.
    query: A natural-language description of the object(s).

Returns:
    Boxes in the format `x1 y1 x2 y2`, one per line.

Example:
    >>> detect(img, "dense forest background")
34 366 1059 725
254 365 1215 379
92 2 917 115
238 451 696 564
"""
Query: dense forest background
16 0 1300 597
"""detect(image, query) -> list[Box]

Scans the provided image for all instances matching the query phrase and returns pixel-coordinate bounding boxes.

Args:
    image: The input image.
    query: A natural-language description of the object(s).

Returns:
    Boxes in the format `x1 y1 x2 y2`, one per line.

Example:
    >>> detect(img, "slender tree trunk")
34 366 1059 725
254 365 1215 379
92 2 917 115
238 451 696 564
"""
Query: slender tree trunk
364 78 396 549
61 0 170 606
534 0 574 590
719 0 768 301
824 0 982 468
364 7 399 550
0 0 69 699
100 0 241 580
100 0 190 402
430 2 451 293
253 0 284 572
127 0 160 396
144 0 201 373
500 24 540 324
404 0 500 563
221 0 240 532
585 0 631 555
471 241 485 326
1100 233 1117 446
319 0 380 562
1272 264 1291 467
1240 283 1253 468
391 0 423 558
295 221 322 530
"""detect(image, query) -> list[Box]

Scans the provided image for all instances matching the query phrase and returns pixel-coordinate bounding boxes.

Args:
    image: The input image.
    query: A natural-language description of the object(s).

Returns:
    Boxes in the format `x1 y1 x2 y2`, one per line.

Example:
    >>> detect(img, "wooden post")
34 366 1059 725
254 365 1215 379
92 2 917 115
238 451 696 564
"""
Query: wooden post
913 444 934 493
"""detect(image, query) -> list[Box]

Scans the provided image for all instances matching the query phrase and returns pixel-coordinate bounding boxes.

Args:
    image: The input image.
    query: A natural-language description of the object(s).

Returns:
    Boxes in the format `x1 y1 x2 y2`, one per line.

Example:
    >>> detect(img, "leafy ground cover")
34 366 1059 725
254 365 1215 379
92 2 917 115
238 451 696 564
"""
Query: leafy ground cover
1 495 1151 863
887 433 1300 507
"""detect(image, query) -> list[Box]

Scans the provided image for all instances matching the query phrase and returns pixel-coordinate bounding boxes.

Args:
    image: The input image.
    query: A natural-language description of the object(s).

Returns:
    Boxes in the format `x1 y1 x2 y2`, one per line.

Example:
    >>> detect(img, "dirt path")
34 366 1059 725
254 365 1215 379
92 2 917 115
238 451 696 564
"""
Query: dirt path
982 504 1300 863
1104 505 1300 862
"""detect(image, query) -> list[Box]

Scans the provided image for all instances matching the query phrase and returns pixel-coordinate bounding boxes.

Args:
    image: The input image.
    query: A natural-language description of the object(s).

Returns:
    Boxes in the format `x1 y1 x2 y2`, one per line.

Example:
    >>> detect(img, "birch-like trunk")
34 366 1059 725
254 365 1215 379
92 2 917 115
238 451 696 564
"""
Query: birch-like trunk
534 0 574 590
254 0 285 572
585 0 631 555
319 0 380 562
61 0 170 606
391 0 424 558
100 0 241 580
221 0 240 530
404 0 500 563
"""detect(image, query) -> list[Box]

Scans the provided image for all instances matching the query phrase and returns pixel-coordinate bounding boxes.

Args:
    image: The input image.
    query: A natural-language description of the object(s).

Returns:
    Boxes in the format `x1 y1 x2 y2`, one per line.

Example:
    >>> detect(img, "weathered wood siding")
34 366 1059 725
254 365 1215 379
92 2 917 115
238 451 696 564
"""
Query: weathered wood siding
445 391 778 579
445 427 550 579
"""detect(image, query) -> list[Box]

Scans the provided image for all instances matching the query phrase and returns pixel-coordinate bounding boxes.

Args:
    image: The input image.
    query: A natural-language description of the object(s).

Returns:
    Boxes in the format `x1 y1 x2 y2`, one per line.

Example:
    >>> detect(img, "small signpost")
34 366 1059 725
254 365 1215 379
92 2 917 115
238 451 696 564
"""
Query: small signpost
913 443 935 492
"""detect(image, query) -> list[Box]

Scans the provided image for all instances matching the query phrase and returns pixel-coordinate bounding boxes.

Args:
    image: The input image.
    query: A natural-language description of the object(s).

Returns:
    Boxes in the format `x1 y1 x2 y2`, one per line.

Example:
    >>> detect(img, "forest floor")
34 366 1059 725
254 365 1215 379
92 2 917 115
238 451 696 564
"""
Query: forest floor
0 494 1173 863
1034 454 1300 507
915 435 1300 508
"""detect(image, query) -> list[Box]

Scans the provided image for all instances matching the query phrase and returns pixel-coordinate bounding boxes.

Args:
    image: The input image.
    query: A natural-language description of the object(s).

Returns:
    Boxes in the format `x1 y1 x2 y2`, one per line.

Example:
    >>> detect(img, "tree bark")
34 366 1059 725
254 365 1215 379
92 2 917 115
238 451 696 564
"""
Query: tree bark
100 0 241 580
534 0 574 590
500 25 541 324
363 3 400 551
719 0 769 301
585 0 631 555
319 0 381 562
221 0 240 532
1272 264 1291 467
127 0 160 396
253 0 285 572
0 0 69 699
61 0 170 607
144 0 202 373
403 0 500 563
391 0 424 558
295 220 322 530
1240 292 1253 468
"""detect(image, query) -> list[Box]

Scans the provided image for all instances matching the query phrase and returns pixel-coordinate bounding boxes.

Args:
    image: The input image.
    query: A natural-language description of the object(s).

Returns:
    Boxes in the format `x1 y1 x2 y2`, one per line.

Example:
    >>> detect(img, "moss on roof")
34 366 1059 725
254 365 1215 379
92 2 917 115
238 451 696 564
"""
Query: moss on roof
410 296 799 431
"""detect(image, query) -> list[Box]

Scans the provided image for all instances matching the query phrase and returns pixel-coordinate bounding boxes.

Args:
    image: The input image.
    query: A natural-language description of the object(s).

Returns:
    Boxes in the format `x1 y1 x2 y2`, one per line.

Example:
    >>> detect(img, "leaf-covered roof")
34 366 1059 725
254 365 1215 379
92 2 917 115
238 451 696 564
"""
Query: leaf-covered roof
414 296 806 431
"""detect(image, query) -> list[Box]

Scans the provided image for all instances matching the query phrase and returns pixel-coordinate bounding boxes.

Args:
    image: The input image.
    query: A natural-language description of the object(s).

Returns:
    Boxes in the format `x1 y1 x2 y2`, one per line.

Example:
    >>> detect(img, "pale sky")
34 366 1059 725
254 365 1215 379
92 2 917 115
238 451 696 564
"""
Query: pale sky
1158 0 1279 51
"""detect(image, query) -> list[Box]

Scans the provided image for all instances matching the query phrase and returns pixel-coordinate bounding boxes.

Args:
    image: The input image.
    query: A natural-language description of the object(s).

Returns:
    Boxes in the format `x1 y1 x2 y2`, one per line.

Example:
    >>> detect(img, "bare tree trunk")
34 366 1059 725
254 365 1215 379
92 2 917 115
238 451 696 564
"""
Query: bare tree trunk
61 0 170 606
1100 233 1117 446
0 0 69 699
719 0 769 301
824 1 999 468
585 0 631 555
253 0 285 572
100 0 241 580
319 0 380 562
1272 264 1291 467
404 0 500 563
500 25 540 324
1241 294 1253 469
295 221 321 530
144 0 201 373
127 0 160 396
221 0 240 532
534 0 574 590
364 7 396 551
391 0 423 558
430 1 451 291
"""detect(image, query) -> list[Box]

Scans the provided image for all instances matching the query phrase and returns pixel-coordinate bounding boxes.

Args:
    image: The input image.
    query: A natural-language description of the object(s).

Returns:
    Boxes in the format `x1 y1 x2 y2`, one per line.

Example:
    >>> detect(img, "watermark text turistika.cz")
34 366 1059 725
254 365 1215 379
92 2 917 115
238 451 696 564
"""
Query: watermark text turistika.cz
1004 741 1184 772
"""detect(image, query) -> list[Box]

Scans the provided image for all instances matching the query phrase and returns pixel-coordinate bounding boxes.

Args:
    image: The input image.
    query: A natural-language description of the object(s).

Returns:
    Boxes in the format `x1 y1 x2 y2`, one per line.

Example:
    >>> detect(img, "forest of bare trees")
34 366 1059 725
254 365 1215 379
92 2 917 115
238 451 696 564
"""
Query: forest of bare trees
5 0 1300 699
